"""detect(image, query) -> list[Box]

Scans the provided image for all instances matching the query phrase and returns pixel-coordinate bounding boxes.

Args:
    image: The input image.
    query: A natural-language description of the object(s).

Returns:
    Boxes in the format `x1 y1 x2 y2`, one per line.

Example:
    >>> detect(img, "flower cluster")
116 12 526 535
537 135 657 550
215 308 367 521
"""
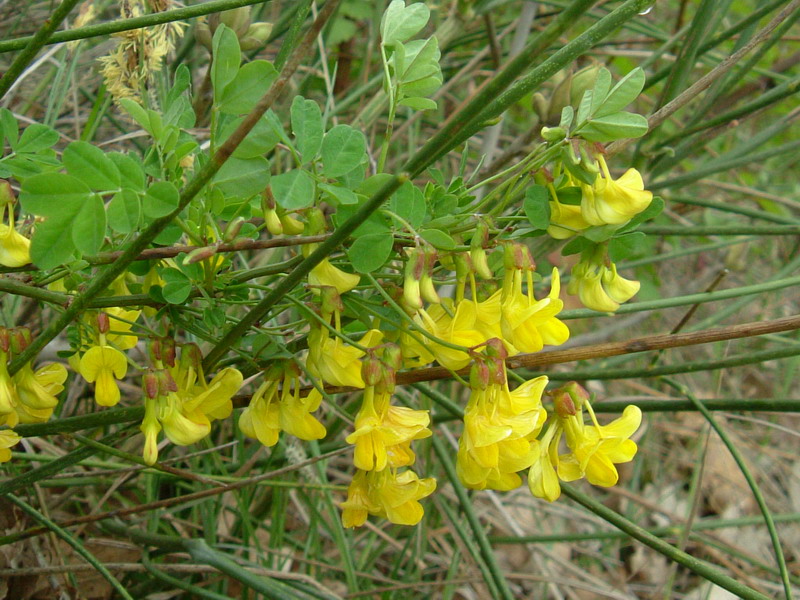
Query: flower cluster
0 327 67 461
341 348 435 528
546 152 653 312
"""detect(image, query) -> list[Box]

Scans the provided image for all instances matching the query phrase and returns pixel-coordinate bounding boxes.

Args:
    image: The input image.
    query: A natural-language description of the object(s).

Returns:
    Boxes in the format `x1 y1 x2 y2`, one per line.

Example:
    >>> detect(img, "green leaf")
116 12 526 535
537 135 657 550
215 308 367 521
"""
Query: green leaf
420 228 455 250
590 67 612 114
19 173 92 217
107 153 145 191
291 96 324 163
219 115 280 159
523 185 550 230
16 124 59 153
381 0 429 47
271 169 315 210
212 156 270 198
63 141 121 191
398 96 437 110
161 268 192 304
561 236 593 257
595 68 645 118
575 90 593 125
320 182 358 205
559 106 574 130
0 108 18 149
389 181 426 228
334 204 390 237
218 60 278 114
29 217 76 269
321 125 366 178
347 232 393 273
72 194 106 255
581 112 649 143
119 99 151 133
107 190 142 233
211 25 241 102
143 181 180 218
583 223 621 243
608 232 646 261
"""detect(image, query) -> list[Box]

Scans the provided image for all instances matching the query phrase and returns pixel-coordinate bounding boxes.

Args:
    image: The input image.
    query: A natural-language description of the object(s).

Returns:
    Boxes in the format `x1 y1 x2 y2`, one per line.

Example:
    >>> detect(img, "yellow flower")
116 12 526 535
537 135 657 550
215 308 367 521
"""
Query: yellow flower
346 386 431 471
306 328 383 389
141 396 162 466
547 197 590 240
0 429 21 463
457 372 548 491
341 469 373 528
567 261 640 312
527 423 562 502
79 345 128 407
239 379 282 447
10 362 67 426
341 468 436 528
304 244 360 295
0 356 19 417
558 404 642 487
181 366 243 420
159 392 211 446
602 262 640 304
580 156 652 226
416 300 484 370
500 267 569 354
104 307 141 351
239 369 327 447
0 222 30 267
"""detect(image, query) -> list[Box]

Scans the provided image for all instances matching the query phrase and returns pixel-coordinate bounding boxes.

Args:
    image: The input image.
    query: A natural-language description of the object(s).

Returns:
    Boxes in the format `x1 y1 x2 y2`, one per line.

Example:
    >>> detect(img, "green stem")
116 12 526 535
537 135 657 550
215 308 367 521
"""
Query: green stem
0 0 82 97
662 378 793 600
637 225 800 236
668 197 800 225
430 434 514 600
559 484 772 600
489 512 800 544
5 495 135 600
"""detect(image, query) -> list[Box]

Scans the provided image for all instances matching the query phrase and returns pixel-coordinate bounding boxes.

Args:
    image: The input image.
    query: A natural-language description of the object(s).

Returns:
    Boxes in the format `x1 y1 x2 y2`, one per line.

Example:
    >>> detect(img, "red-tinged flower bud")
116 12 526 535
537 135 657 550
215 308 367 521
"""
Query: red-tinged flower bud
488 358 506 386
0 180 13 206
179 342 202 372
10 328 30 354
469 360 491 390
158 369 178 394
143 370 160 399
149 338 162 363
376 364 396 394
564 381 590 409
96 312 110 335
483 337 508 360
223 217 245 242
186 246 217 265
382 343 403 372
554 391 577 418
0 327 10 353
319 285 343 315
361 355 383 388
420 273 440 304
403 249 426 310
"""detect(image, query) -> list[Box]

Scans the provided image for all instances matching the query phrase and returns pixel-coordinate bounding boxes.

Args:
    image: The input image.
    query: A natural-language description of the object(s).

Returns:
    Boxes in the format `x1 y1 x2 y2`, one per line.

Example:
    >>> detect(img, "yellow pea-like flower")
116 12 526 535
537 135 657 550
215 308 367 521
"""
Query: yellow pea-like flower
342 468 436 528
0 429 21 463
580 156 652 226
80 345 128 407
0 222 30 267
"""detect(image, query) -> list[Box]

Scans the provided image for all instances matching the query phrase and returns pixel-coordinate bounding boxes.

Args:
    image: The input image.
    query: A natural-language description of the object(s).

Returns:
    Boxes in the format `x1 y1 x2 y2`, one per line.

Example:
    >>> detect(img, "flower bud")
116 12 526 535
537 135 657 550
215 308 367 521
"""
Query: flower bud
306 208 327 236
186 246 218 265
0 327 9 353
319 285 343 316
553 391 577 418
569 64 600 107
158 369 178 394
264 208 283 235
403 249 426 310
563 381 590 409
382 343 403 372
361 355 383 388
210 7 251 38
0 180 13 206
469 360 491 390
143 370 160 399
541 126 566 142
240 21 273 50
178 342 202 373
96 312 110 335
280 213 305 235
223 217 245 242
